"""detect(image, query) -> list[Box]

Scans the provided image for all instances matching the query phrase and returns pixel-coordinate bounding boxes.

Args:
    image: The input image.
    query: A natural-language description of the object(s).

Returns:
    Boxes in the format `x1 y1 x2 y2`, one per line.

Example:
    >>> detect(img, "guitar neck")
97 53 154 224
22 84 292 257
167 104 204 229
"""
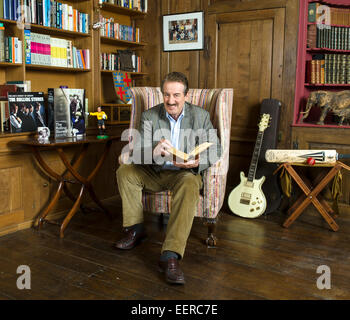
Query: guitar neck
247 131 264 182
338 154 350 159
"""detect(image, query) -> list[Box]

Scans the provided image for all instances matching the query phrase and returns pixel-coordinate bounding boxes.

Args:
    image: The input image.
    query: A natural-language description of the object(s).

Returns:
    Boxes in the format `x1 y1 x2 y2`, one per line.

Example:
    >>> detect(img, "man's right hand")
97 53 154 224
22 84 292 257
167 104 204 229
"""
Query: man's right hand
153 138 173 159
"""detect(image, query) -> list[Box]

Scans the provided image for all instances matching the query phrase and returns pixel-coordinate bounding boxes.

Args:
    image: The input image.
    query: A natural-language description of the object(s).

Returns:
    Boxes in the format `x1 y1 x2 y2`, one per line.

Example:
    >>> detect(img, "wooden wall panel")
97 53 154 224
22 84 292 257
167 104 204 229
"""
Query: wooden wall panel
134 0 162 87
206 8 285 191
160 0 203 88
0 166 22 214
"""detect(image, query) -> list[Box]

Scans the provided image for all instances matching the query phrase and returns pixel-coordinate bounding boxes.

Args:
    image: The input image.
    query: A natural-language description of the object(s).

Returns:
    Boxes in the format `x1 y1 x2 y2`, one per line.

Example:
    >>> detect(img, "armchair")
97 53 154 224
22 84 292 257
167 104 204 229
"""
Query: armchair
122 87 233 246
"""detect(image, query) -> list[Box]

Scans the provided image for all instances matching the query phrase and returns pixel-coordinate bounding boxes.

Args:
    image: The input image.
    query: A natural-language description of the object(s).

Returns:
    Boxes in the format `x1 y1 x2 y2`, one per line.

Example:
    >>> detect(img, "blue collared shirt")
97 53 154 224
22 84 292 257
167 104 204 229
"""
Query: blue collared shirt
163 106 185 170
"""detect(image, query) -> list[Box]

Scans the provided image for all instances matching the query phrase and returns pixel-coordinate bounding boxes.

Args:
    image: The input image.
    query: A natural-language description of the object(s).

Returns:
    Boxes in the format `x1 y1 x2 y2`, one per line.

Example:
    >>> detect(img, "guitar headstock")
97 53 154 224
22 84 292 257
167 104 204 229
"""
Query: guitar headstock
258 113 270 132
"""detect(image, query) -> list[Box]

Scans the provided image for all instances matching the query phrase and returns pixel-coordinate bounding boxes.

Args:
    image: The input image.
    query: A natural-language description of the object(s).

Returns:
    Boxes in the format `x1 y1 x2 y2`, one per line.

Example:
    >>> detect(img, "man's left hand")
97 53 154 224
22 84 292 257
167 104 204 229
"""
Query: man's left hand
173 157 199 169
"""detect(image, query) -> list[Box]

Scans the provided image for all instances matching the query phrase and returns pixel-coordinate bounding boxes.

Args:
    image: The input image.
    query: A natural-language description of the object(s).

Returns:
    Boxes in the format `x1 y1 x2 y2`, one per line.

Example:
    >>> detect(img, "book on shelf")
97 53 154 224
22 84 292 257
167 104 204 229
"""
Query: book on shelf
0 84 25 98
0 84 17 132
99 16 140 42
0 100 8 132
307 24 317 48
330 6 350 26
52 88 86 138
313 26 350 50
168 142 213 162
1 36 22 63
1 0 21 21
0 23 4 62
306 54 350 84
100 51 141 72
23 30 89 69
308 3 350 26
99 0 147 13
6 81 32 92
7 91 45 133
308 2 321 23
15 0 90 33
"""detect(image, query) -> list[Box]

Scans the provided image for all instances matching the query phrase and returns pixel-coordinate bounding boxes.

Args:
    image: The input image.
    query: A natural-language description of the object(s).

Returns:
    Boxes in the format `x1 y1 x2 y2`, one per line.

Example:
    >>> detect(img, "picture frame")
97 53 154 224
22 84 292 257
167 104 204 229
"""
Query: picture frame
162 11 204 52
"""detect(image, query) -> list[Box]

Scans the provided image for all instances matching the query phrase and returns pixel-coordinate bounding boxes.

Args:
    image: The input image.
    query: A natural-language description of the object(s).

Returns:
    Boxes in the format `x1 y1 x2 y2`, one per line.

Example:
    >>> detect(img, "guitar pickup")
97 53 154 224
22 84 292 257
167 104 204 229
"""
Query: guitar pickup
241 192 251 199
240 199 250 205
240 192 251 205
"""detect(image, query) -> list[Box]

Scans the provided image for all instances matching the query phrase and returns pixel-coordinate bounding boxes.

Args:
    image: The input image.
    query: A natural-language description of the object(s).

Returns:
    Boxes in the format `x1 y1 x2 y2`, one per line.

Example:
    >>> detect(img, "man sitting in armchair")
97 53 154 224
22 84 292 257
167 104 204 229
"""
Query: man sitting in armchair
115 72 221 285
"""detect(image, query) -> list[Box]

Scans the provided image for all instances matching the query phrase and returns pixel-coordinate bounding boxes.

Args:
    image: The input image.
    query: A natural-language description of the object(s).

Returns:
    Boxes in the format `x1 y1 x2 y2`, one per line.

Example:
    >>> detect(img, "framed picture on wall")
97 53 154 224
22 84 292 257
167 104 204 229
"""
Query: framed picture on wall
162 11 204 52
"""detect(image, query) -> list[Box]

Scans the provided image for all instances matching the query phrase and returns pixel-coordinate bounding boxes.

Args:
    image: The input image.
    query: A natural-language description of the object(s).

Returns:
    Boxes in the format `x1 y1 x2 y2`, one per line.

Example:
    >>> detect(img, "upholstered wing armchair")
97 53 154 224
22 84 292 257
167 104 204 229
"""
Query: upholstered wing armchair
121 87 233 246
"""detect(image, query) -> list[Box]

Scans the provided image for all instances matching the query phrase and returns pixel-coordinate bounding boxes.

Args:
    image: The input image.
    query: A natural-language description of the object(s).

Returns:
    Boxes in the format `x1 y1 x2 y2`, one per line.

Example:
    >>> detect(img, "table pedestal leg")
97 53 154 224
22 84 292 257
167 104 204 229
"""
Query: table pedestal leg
32 140 114 237
37 180 64 229
60 185 85 238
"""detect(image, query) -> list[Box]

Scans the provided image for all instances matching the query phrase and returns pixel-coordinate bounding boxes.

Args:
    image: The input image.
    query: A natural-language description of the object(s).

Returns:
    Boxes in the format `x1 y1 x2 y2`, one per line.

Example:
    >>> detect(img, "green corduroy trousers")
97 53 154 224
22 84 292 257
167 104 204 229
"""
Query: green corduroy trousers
116 164 203 258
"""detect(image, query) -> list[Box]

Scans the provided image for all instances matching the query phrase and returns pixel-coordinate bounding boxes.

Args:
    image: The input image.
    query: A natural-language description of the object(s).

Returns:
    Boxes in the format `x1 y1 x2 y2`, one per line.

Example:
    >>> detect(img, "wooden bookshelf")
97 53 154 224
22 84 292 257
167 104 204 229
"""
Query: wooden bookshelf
96 1 148 125
100 69 147 76
0 0 93 107
100 36 146 47
0 62 23 67
101 3 147 17
25 64 91 72
101 103 131 125
294 0 350 128
28 24 92 38
0 18 18 25
0 0 149 128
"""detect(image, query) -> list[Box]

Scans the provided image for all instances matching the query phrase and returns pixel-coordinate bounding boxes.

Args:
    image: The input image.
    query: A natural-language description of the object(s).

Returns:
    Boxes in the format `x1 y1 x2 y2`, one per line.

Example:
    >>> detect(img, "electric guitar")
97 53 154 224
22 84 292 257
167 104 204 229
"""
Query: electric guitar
228 114 270 218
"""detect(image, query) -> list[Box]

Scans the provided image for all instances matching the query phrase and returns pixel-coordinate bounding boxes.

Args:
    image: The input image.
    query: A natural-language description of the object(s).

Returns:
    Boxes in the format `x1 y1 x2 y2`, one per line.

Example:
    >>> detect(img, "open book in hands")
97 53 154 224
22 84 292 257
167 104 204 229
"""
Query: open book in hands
167 142 213 162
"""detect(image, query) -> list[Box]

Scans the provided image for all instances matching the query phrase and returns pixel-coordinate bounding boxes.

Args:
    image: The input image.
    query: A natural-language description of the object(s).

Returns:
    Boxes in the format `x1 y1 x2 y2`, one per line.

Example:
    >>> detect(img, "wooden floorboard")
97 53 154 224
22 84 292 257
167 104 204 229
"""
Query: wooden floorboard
0 196 350 300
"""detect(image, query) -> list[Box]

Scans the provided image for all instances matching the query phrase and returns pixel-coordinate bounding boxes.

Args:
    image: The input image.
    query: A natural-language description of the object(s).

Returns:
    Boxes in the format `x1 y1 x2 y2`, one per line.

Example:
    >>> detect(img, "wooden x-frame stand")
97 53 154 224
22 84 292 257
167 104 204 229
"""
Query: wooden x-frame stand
274 161 350 231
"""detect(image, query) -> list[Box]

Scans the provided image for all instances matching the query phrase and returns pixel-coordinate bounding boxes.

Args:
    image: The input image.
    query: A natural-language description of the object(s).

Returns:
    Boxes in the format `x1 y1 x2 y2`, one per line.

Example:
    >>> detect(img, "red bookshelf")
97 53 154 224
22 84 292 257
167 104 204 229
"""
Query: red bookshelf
294 0 350 128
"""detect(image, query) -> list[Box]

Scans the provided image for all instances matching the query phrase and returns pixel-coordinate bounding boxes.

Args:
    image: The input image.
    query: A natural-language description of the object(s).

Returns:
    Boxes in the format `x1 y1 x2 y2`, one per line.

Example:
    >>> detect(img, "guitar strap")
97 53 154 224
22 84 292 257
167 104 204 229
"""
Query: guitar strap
279 166 292 198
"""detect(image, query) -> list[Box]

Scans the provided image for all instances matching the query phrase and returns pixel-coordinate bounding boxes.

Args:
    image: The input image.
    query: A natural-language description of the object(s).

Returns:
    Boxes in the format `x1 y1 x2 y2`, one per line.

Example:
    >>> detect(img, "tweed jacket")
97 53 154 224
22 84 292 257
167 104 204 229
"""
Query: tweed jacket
131 101 222 174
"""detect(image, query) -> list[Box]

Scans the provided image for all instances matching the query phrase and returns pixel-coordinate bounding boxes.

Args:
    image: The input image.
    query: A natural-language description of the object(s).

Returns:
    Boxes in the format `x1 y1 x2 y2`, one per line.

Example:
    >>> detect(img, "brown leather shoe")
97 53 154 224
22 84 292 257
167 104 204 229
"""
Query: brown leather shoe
114 229 147 250
158 258 185 284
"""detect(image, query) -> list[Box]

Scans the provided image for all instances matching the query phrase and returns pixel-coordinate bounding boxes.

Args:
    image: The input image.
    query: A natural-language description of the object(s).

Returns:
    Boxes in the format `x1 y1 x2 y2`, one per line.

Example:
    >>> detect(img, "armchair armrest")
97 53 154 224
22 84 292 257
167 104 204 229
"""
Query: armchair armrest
201 156 229 219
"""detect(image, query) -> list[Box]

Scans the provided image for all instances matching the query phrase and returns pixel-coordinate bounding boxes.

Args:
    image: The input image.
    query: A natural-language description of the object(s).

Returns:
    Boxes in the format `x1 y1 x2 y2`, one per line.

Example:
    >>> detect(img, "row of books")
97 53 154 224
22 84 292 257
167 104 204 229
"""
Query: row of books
0 33 23 63
306 54 350 84
99 16 140 42
0 23 5 62
100 52 141 72
0 0 89 34
0 0 21 21
24 30 90 69
308 2 350 26
308 25 350 50
99 0 148 13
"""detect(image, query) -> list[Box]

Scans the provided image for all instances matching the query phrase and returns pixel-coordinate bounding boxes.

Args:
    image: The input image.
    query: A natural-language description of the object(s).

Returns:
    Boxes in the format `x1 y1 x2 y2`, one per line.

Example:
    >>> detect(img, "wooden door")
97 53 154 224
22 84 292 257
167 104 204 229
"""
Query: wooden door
206 8 285 189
